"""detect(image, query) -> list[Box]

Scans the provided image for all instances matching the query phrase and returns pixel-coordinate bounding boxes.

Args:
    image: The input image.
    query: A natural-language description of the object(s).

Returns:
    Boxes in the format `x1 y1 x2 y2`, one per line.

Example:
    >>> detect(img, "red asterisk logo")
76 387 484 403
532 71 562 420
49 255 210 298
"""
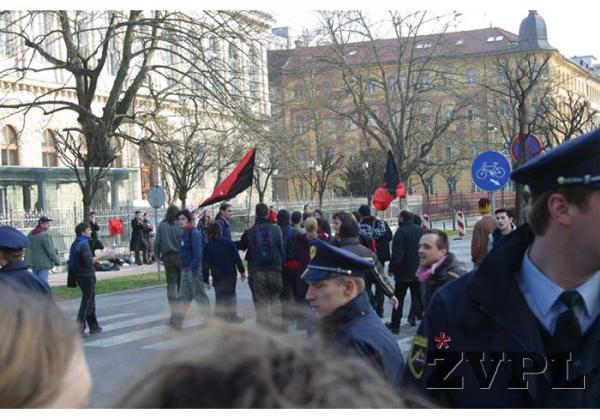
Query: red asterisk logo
434 331 452 350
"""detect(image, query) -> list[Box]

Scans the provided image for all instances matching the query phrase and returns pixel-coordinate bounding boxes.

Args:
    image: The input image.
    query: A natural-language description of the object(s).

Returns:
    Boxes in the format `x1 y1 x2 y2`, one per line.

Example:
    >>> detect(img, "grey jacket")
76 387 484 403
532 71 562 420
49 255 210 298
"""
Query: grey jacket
24 231 60 271
153 220 181 256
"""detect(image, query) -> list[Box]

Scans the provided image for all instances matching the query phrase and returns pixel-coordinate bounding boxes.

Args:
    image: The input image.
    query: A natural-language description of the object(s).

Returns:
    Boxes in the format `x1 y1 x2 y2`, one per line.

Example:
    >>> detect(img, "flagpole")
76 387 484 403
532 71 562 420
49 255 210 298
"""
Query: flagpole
246 176 254 229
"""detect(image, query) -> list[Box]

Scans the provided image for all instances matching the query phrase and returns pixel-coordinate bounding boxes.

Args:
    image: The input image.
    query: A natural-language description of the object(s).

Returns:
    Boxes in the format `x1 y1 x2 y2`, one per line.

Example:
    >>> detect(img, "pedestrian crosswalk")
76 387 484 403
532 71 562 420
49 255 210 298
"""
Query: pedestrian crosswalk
85 309 418 358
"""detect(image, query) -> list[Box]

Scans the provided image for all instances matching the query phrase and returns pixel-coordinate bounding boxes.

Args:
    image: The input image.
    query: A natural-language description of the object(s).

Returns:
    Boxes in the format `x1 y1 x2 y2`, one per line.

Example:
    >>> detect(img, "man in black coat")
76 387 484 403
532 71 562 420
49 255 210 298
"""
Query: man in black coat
130 210 148 265
387 210 423 333
402 128 600 407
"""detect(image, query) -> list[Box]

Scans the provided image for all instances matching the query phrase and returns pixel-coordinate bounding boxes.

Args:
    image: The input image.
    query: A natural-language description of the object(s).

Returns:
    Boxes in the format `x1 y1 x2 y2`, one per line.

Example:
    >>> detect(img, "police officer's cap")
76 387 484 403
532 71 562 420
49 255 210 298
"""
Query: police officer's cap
302 239 374 281
0 226 30 252
511 128 600 196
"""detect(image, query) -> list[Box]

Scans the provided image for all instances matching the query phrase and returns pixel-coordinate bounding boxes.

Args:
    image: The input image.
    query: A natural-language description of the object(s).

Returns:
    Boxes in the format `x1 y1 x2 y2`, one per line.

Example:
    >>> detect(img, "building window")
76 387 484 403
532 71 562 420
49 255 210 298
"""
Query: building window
443 72 454 87
345 117 354 131
0 12 14 56
466 68 477 84
209 37 220 55
418 73 430 89
324 119 335 133
42 129 59 167
1 125 19 166
415 42 432 49
443 105 454 121
295 115 306 134
455 39 464 45
425 179 434 195
487 35 504 42
297 149 306 161
467 104 478 121
446 146 455 161
294 84 304 100
470 143 479 157
497 68 508 84
367 79 377 95
399 76 407 91
447 176 457 194
386 76 396 92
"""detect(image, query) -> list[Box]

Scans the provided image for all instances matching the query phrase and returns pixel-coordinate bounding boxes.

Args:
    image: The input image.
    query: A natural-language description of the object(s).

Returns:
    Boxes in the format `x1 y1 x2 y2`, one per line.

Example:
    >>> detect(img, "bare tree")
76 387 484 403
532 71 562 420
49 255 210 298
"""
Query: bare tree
0 10 268 215
534 89 600 144
483 52 553 223
316 10 467 183
340 147 387 204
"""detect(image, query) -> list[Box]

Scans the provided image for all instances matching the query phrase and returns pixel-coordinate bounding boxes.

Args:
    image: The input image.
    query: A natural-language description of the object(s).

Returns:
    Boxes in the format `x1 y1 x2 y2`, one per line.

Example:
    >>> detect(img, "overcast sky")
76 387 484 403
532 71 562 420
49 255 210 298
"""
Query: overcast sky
5 0 600 60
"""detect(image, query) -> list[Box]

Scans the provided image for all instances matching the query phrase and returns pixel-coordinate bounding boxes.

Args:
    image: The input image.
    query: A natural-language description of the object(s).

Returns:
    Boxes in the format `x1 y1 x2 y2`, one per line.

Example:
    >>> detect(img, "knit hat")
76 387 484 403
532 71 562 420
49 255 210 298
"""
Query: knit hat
478 197 491 214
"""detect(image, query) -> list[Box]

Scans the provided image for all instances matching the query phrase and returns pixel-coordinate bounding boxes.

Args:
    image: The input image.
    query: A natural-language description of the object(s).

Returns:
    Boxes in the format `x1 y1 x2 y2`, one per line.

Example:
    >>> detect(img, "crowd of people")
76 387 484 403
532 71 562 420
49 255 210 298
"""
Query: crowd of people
0 128 599 408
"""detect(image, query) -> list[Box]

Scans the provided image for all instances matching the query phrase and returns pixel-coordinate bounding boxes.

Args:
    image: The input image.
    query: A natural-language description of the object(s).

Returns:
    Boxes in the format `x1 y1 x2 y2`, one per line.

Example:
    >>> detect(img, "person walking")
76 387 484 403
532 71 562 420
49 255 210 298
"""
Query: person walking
24 216 60 287
387 210 423 333
170 209 210 329
416 229 468 307
68 222 102 336
202 222 246 322
237 203 283 330
130 211 148 265
215 203 234 241
490 208 516 250
154 205 182 324
470 197 497 268
278 209 300 329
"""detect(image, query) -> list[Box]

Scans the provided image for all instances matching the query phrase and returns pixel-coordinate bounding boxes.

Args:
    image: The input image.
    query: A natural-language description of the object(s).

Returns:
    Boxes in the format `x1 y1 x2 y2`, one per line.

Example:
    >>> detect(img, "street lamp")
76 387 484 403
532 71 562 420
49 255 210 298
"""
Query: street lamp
362 161 369 199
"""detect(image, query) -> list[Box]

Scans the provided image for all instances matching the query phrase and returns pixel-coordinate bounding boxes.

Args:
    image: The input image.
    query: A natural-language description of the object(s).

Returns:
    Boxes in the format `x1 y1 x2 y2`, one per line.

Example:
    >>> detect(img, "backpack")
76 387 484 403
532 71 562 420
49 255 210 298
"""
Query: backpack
251 224 278 266
282 226 296 262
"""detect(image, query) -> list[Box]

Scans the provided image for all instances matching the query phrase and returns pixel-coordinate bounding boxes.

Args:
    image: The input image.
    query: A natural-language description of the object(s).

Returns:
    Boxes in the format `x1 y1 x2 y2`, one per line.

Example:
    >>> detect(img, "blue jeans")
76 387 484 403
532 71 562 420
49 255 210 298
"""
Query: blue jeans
172 269 210 328
34 269 49 286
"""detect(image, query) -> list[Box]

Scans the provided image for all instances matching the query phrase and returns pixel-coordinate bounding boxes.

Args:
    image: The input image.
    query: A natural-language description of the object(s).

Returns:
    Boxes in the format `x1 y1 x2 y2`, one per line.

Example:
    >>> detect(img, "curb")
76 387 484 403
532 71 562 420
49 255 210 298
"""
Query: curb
55 283 166 304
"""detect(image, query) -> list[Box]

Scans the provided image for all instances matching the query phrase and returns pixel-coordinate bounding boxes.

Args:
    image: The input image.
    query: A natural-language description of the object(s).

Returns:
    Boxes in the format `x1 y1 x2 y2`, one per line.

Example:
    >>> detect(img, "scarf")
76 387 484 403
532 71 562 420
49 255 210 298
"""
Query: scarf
68 235 89 271
31 224 48 235
416 255 448 283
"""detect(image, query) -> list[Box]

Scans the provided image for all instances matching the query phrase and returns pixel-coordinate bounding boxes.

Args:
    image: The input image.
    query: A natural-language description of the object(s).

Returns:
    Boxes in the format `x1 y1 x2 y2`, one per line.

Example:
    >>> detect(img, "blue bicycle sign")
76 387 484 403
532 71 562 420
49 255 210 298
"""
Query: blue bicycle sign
471 151 511 192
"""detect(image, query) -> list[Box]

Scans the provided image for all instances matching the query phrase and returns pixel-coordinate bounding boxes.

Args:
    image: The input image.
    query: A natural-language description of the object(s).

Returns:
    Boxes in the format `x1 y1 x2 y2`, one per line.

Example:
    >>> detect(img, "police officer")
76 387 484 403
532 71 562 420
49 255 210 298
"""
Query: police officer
402 128 600 407
0 226 51 294
303 239 404 388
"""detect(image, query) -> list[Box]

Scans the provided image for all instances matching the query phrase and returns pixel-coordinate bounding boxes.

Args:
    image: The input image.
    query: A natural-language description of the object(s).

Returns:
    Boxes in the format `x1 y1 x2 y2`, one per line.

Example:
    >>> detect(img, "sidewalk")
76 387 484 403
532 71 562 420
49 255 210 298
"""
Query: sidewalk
49 263 160 287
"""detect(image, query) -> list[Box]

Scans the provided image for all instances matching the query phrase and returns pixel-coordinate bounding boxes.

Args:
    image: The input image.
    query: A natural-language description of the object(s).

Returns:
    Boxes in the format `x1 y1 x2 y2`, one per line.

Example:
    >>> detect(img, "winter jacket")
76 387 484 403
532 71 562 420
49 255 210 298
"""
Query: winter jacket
470 214 496 267
319 291 405 388
0 261 51 294
68 236 96 282
130 218 147 251
203 238 245 282
179 226 204 275
422 252 468 305
237 217 283 274
388 221 422 280
25 230 60 271
154 220 181 256
217 217 232 241
402 225 600 408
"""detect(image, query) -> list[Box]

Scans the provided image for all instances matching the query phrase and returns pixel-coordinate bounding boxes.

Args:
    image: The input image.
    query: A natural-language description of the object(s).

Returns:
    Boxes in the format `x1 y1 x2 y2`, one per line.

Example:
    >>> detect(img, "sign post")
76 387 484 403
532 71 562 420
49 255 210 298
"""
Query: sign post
148 185 166 283
471 151 512 213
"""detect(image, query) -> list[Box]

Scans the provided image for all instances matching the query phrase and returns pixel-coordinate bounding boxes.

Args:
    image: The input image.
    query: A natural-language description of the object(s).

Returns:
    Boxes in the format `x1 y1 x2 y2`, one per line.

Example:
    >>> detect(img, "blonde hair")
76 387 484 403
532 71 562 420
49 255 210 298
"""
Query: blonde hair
304 217 318 239
0 284 79 408
334 275 366 293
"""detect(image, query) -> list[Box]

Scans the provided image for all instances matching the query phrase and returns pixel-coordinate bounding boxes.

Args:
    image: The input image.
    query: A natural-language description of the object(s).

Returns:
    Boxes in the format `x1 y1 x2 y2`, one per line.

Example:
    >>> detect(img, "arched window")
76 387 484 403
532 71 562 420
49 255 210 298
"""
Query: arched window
1 125 19 166
111 137 123 168
42 129 59 167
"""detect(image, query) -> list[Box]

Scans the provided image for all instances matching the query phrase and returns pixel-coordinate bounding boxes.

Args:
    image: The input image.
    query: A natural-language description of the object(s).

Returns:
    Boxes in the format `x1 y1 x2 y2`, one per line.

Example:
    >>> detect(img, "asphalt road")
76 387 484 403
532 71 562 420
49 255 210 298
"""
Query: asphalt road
57 234 474 408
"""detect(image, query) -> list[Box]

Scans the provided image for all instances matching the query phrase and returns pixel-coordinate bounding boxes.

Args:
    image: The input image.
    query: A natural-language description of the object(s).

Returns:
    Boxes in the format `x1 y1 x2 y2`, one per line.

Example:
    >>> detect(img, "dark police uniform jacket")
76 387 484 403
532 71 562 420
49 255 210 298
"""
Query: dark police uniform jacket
402 224 600 408
321 291 405 388
0 261 51 295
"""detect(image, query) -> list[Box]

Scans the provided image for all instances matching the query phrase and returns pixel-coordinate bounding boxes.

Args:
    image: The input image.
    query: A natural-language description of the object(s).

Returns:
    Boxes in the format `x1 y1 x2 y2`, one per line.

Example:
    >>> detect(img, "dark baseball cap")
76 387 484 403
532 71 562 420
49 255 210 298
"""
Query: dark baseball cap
38 216 53 224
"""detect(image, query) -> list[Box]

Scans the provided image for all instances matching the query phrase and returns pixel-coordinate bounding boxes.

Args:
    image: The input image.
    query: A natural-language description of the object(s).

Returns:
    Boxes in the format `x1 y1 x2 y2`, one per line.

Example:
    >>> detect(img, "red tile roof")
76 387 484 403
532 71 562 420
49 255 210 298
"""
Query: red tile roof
269 27 519 74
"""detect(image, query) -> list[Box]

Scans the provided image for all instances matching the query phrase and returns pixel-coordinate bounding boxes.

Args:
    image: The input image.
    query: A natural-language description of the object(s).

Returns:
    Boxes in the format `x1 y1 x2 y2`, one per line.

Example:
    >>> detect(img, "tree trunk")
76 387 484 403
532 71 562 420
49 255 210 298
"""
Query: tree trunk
258 190 265 204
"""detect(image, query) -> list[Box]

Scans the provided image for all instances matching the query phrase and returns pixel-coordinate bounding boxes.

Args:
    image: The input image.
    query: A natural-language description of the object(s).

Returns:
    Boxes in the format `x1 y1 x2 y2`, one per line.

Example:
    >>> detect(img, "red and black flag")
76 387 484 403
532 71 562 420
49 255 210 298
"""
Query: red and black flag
372 151 406 211
199 147 256 208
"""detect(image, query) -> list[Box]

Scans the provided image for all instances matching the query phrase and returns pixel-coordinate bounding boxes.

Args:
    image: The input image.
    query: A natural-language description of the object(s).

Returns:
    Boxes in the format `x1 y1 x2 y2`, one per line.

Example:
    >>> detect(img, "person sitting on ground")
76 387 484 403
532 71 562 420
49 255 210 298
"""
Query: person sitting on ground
120 321 424 408
0 283 92 408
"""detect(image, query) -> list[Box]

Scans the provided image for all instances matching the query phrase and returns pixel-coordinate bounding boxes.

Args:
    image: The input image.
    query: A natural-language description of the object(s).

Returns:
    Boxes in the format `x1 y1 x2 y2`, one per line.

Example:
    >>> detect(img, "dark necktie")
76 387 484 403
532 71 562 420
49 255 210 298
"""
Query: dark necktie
552 290 582 353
